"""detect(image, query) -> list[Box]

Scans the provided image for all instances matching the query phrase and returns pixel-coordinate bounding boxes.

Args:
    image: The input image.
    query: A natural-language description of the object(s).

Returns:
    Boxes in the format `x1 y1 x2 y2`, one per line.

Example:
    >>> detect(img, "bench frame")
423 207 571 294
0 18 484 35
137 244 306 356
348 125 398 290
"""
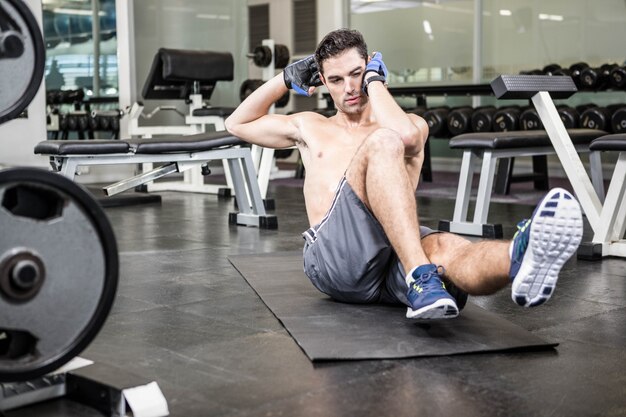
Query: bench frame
47 146 276 229
439 143 595 238
441 75 625 259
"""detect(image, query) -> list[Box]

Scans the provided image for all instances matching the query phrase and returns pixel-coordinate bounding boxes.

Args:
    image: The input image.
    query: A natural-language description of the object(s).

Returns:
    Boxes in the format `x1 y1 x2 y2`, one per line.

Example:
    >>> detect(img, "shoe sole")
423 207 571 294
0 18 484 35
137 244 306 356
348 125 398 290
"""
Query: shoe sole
511 188 583 308
406 298 459 320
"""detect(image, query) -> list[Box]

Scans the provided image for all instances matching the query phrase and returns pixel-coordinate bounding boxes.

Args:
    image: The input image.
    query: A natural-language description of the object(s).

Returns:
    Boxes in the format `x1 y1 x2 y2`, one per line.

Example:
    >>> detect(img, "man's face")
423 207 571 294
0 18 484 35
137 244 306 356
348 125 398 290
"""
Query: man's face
320 48 368 115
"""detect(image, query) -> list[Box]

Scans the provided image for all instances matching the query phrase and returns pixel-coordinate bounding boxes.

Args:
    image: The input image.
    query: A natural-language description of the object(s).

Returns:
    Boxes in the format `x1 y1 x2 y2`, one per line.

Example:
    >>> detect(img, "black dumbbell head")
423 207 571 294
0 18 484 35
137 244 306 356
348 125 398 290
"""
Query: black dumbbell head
471 107 496 132
423 107 450 137
520 108 543 130
556 106 579 128
447 107 474 136
580 107 612 131
493 107 521 132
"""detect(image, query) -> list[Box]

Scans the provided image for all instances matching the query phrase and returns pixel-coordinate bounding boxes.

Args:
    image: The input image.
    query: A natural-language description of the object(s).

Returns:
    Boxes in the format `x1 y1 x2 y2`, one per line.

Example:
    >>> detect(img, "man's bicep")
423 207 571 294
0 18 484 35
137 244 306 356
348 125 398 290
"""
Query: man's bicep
229 114 299 149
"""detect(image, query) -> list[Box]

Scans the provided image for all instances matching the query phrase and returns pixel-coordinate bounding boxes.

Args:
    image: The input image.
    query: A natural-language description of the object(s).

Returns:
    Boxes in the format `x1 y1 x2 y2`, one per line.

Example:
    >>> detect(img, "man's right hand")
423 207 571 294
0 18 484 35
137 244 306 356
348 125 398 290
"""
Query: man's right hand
283 55 322 97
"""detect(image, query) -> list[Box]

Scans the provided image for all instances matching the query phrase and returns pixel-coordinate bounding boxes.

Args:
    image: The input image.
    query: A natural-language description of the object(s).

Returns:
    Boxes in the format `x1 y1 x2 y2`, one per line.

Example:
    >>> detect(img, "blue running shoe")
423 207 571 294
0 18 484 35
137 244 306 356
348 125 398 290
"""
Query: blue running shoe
406 264 459 319
510 187 583 307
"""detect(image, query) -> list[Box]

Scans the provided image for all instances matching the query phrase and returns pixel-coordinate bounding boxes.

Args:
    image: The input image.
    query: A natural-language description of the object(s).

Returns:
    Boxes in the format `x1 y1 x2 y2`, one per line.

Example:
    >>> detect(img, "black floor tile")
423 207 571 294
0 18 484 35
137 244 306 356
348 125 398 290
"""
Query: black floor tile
14 181 626 417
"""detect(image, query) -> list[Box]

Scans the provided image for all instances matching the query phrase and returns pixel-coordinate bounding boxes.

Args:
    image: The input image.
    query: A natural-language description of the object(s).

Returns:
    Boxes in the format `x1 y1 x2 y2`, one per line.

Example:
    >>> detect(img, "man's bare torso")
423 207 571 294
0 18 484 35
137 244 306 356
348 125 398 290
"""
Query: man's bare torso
295 111 379 226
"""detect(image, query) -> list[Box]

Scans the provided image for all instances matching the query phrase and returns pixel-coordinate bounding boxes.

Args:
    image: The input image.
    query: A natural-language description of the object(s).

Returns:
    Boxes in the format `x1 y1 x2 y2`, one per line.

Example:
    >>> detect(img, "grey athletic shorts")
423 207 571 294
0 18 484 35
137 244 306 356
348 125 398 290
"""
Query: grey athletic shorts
302 176 438 306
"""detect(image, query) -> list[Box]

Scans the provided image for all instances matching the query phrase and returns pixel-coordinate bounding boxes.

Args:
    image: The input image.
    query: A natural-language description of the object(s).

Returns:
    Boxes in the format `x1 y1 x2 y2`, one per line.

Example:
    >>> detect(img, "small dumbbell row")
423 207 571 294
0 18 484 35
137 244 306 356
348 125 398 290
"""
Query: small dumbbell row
519 61 626 91
407 103 626 137
49 110 122 139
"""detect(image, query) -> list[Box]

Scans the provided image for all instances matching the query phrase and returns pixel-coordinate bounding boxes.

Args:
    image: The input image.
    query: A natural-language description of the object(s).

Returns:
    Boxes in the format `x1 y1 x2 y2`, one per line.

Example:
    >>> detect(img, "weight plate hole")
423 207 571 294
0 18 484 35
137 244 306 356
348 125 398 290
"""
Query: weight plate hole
2 184 65 220
0 329 38 360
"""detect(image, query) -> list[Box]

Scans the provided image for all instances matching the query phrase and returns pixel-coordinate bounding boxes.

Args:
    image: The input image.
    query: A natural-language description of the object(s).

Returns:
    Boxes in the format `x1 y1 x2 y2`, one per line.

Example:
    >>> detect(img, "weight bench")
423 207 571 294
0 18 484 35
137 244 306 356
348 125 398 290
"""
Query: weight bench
34 131 278 229
441 75 625 260
438 128 606 238
578 134 626 259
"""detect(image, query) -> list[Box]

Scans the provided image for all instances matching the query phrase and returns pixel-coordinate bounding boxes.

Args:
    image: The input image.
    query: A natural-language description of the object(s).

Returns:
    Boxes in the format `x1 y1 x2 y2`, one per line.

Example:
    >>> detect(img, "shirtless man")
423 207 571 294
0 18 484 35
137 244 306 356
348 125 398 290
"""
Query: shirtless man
225 29 583 320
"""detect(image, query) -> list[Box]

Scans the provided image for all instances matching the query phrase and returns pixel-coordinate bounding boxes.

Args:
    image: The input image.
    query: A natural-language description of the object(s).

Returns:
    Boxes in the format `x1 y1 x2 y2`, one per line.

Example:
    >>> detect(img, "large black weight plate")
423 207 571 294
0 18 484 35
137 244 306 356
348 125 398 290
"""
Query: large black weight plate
0 0 46 124
239 79 264 102
273 44 290 69
0 168 118 382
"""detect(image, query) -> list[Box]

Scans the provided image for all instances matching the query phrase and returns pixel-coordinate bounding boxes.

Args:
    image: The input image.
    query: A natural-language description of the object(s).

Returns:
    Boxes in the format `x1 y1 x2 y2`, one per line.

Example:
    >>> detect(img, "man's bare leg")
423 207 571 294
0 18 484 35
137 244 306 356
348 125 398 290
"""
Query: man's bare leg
345 128 429 270
346 128 459 319
422 186 584 307
422 233 511 295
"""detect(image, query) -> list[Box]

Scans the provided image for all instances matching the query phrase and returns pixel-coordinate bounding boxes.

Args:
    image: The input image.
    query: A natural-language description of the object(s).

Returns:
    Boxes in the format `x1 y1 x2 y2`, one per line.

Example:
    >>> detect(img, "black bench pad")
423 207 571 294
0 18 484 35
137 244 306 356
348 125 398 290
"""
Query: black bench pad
35 140 130 155
34 132 246 156
449 129 606 150
127 132 245 154
192 107 236 117
590 134 626 152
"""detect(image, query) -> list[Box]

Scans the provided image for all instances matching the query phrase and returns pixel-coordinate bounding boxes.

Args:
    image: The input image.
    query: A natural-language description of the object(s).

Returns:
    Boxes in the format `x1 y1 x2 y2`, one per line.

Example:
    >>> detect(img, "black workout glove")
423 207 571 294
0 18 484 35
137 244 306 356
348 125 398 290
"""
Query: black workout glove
283 55 322 97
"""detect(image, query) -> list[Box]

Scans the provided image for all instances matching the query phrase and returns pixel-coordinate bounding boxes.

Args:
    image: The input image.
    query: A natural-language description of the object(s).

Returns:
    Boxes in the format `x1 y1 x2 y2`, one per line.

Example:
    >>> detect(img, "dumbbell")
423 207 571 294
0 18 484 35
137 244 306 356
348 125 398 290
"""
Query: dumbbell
66 114 78 131
610 106 626 133
520 108 543 130
557 106 579 129
239 79 290 108
46 90 62 105
471 106 497 132
110 115 120 132
609 65 626 89
542 63 561 75
88 114 99 131
77 114 90 131
493 107 522 132
422 107 450 137
568 62 590 87
580 106 617 131
519 69 543 75
247 44 290 69
61 89 85 104
98 115 111 131
405 106 427 116
58 113 69 131
243 79 287 108
580 63 618 90
447 106 474 136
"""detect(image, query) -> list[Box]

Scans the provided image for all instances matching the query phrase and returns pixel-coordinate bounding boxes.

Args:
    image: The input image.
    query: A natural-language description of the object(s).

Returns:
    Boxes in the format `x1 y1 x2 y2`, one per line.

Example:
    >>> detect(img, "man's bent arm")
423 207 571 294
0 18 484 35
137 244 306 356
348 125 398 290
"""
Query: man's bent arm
366 76 428 156
225 74 299 148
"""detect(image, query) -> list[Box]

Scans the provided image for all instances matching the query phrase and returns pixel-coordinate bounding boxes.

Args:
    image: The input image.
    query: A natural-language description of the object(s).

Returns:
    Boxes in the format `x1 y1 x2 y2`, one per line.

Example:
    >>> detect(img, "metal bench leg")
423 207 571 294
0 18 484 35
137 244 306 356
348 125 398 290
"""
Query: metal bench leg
452 150 476 223
531 155 549 191
594 152 626 249
59 159 79 180
589 151 605 203
473 150 498 225
228 152 277 229
494 157 514 195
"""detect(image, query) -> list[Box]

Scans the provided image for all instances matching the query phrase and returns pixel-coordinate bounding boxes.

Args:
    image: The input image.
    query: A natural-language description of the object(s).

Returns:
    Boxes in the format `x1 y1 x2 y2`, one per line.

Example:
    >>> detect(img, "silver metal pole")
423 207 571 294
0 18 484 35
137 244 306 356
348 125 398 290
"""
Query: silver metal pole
92 0 101 96
472 0 483 107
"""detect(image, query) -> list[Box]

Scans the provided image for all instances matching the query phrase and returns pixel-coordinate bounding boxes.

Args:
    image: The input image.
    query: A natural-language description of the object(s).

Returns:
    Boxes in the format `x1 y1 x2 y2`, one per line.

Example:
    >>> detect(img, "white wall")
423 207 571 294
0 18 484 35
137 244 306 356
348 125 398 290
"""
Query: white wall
0 0 48 168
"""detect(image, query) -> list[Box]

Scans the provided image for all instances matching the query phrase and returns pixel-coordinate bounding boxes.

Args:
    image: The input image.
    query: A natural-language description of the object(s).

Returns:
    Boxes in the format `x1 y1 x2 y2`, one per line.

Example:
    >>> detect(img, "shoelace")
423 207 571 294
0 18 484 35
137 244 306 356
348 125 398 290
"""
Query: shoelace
513 219 531 260
414 266 446 291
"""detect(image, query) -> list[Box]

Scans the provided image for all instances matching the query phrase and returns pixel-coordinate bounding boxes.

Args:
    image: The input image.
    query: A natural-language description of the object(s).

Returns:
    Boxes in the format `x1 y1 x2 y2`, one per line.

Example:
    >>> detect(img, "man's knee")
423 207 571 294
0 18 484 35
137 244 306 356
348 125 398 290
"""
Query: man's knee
364 128 404 157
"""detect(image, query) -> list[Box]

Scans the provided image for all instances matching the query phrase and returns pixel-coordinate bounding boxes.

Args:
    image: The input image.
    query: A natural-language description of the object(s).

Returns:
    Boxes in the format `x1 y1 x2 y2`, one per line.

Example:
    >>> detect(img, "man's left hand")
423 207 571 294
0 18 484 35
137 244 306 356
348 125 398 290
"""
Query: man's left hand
365 52 388 80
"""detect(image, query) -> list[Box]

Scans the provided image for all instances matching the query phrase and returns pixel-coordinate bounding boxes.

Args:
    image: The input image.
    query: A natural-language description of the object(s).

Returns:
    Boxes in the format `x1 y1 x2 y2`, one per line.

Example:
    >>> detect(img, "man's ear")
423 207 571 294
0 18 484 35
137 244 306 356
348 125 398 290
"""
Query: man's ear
319 72 327 86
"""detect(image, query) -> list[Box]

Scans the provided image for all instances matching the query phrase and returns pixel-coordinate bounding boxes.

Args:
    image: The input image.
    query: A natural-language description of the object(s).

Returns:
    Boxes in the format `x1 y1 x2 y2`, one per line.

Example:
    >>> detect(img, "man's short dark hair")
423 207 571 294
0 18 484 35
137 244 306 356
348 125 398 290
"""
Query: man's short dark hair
315 29 368 74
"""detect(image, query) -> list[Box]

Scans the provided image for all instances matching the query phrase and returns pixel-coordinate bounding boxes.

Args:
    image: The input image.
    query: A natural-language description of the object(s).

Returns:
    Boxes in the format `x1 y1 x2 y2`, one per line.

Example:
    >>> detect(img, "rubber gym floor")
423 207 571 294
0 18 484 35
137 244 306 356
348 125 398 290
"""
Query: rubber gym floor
12 179 626 417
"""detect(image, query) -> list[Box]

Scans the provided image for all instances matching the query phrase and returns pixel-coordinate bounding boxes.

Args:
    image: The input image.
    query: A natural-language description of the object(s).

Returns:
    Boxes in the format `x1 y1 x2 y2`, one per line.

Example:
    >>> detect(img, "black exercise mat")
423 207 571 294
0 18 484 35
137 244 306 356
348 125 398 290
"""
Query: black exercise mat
228 251 557 361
